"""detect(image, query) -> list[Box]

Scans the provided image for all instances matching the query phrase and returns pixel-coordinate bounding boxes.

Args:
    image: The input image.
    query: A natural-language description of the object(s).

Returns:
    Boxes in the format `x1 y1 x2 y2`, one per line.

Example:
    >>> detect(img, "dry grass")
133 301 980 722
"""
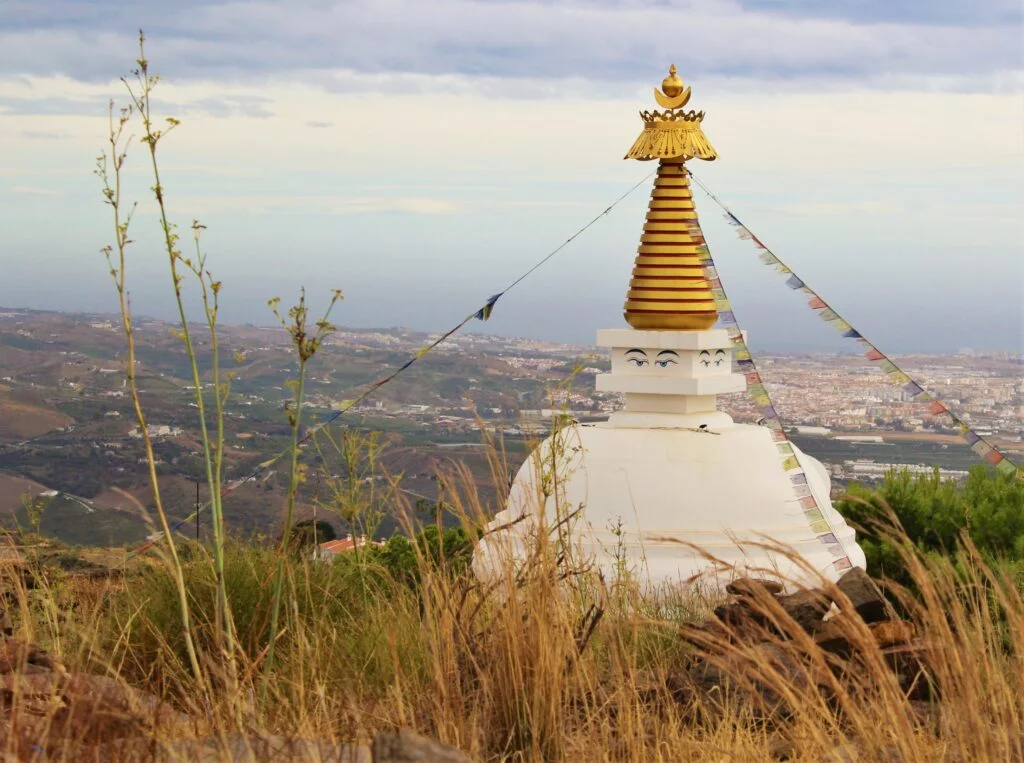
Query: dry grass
1 458 1022 762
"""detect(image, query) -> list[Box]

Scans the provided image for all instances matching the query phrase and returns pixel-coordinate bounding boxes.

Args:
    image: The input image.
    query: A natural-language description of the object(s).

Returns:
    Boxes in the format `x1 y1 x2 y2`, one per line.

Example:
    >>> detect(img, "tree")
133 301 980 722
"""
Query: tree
286 519 337 550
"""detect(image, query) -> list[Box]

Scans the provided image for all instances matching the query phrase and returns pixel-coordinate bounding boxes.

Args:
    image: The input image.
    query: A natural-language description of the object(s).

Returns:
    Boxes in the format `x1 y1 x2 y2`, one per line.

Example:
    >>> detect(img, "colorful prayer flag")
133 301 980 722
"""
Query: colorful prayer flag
986 449 1005 465
879 360 899 375
818 533 839 545
809 519 831 534
865 348 886 361
963 431 980 446
833 557 854 572
790 473 808 486
719 310 736 325
785 275 805 290
801 497 820 512
777 443 795 457
782 455 800 471
475 292 503 321
971 440 992 457
818 308 839 322
843 329 863 339
808 296 827 310
997 459 1017 476
928 400 948 416
903 381 925 397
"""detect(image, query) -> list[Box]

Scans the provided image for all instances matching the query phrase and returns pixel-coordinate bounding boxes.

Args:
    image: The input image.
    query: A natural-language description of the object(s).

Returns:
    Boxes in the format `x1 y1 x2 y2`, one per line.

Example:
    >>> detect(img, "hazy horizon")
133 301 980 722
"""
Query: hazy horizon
2 0 1022 354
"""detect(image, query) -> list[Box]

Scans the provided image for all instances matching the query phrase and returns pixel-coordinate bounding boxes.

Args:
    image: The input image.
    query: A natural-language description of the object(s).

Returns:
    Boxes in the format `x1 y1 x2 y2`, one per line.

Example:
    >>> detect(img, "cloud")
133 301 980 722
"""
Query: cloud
17 130 68 140
8 186 61 196
0 0 1019 93
164 194 466 216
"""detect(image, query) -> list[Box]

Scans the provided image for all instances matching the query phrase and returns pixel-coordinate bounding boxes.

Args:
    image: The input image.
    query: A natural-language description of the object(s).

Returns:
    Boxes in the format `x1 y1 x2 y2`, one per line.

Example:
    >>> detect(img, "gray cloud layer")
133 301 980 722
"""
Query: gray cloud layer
3 0 1021 89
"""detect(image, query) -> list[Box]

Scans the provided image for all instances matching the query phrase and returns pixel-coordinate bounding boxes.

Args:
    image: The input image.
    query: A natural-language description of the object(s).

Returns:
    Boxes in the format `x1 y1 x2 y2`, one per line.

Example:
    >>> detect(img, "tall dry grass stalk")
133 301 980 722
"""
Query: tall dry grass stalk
3 438 1023 760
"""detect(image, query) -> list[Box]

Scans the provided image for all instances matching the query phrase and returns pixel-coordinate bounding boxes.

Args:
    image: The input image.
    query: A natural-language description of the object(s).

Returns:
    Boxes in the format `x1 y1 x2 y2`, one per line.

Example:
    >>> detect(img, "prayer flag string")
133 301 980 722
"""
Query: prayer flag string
690 220 855 573
127 169 657 558
688 170 1021 481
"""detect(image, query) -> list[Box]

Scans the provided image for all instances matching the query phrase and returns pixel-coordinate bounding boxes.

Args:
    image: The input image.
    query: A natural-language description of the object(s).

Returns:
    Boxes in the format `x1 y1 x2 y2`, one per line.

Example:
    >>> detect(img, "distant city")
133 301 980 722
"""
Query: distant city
0 307 1020 545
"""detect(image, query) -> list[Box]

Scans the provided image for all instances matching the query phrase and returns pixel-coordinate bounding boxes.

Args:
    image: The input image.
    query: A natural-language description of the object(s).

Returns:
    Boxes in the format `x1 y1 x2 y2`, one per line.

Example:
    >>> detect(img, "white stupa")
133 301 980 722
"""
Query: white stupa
474 67 866 590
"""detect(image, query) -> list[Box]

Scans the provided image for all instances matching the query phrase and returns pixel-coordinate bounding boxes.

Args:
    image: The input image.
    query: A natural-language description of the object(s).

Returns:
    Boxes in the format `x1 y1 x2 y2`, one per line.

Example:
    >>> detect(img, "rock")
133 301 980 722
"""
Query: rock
869 620 915 647
684 643 811 723
372 728 473 762
812 621 856 659
713 601 778 638
0 638 55 673
834 567 894 624
0 672 191 754
882 642 936 701
678 619 728 649
777 590 831 633
726 577 785 597
143 734 372 762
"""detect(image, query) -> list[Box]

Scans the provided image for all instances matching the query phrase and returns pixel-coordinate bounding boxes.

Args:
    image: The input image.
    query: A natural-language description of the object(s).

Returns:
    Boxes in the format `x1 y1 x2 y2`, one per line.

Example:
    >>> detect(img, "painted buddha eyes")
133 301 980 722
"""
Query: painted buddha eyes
699 350 728 367
625 349 679 368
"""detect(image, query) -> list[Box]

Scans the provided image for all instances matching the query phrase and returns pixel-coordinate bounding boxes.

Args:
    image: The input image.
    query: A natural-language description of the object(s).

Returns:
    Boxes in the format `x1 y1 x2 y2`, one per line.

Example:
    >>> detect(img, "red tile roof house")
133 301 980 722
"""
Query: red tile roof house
314 535 381 561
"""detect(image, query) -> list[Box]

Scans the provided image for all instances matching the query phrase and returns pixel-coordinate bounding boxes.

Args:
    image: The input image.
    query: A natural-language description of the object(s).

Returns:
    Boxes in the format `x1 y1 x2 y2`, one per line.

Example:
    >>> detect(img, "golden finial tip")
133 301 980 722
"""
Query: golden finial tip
661 64 683 97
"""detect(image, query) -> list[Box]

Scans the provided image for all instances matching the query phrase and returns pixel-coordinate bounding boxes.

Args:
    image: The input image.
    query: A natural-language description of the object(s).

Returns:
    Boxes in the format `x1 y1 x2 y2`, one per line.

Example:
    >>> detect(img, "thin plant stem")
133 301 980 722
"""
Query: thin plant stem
262 289 341 695
95 99 207 695
123 31 236 663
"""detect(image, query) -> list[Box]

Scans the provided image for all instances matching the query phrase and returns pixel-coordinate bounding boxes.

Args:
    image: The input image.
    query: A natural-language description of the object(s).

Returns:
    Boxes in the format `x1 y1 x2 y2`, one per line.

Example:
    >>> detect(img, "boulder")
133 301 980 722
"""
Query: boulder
881 643 936 701
0 672 191 754
372 728 473 762
726 577 785 598
776 590 831 633
812 621 856 659
834 568 894 624
869 620 915 648
137 734 372 762
683 643 812 723
0 638 55 674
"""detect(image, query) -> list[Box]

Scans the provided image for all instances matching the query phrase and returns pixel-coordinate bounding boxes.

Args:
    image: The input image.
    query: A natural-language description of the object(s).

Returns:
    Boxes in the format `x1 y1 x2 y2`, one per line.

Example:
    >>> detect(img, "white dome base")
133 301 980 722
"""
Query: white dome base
475 421 866 592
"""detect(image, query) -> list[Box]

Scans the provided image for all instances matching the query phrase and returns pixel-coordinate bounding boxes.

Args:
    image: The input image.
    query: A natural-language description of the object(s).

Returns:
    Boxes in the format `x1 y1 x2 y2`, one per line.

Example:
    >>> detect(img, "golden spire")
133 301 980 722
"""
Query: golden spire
623 66 718 331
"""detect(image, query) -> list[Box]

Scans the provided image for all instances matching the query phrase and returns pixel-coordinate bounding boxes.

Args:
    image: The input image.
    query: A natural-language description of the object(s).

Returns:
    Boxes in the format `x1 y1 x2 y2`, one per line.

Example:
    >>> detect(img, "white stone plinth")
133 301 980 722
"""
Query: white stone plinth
474 421 866 590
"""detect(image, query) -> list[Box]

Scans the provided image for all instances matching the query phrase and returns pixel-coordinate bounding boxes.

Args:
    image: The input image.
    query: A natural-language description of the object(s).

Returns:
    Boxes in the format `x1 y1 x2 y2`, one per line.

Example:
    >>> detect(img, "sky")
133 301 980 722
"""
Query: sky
1 0 1022 354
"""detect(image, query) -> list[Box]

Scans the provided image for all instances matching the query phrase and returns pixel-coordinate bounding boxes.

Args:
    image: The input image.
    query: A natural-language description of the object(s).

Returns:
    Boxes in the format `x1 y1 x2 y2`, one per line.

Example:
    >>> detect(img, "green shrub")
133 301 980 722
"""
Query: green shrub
836 465 1024 585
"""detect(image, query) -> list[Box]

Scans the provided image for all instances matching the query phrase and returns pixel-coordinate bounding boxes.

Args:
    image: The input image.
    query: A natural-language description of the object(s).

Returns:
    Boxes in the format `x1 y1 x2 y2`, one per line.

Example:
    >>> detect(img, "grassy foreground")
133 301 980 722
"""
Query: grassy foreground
2 474 1023 761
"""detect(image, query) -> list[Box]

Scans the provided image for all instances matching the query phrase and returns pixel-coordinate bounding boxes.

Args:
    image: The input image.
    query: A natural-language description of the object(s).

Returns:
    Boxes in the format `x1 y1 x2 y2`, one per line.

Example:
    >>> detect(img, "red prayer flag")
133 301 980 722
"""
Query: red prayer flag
864 348 886 361
928 400 948 416
808 296 827 310
986 449 1005 465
